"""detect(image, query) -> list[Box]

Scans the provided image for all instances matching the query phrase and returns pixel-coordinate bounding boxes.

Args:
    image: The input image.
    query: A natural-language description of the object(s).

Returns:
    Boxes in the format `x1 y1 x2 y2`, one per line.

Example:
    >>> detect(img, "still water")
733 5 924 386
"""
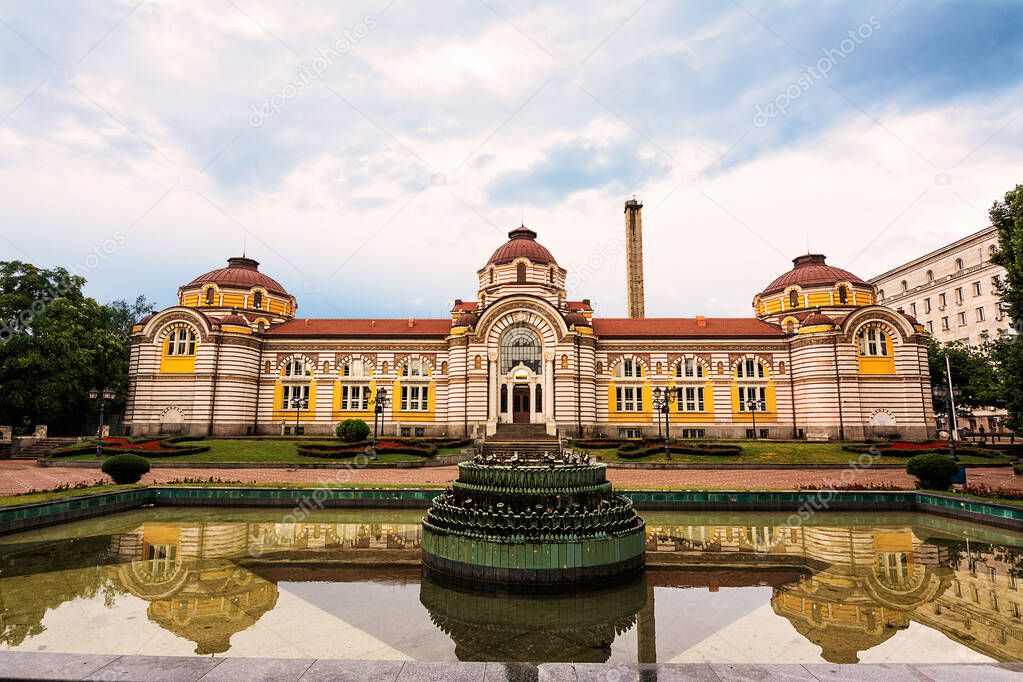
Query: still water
1 508 1021 664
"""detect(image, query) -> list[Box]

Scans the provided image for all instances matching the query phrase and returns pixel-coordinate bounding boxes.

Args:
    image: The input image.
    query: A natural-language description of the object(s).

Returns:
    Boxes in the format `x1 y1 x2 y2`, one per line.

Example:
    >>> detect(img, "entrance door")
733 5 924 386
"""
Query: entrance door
512 385 530 423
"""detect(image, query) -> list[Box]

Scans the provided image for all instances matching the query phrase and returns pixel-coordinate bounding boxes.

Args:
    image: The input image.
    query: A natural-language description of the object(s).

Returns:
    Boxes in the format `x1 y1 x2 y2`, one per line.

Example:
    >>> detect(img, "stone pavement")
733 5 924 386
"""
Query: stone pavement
0 653 1020 681
0 460 1019 496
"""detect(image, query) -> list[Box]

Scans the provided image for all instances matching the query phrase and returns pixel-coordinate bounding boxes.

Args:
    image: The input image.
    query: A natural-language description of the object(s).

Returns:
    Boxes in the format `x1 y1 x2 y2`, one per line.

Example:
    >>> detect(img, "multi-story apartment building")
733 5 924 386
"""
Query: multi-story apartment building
871 227 1011 346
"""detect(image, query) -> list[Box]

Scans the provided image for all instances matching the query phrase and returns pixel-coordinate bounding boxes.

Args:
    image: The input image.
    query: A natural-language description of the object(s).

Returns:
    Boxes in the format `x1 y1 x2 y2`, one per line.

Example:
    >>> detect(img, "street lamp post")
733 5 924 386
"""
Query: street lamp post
746 398 764 439
369 387 390 461
652 387 681 461
933 383 960 462
290 396 308 436
88 388 116 458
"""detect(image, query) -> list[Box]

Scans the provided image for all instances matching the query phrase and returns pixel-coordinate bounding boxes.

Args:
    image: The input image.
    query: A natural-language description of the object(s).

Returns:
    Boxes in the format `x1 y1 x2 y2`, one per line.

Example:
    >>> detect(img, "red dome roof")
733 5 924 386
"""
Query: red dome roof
454 311 479 328
802 311 836 328
185 257 290 297
486 226 557 266
565 312 590 327
220 312 250 326
760 254 868 297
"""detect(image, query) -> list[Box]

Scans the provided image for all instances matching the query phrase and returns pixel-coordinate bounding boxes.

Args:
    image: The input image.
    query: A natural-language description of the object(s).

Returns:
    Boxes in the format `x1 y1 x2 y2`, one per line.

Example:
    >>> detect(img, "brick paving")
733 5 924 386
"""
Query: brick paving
0 460 1019 496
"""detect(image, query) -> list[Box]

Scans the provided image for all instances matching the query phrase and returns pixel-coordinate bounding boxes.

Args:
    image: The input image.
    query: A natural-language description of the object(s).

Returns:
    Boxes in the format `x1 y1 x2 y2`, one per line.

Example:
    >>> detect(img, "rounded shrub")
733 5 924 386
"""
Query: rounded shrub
101 453 152 484
336 419 370 442
906 453 960 490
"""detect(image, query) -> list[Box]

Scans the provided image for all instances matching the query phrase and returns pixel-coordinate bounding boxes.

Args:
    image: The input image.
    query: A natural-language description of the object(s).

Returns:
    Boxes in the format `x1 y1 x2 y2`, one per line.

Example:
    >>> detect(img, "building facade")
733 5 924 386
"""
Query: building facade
126 203 935 441
871 227 1011 346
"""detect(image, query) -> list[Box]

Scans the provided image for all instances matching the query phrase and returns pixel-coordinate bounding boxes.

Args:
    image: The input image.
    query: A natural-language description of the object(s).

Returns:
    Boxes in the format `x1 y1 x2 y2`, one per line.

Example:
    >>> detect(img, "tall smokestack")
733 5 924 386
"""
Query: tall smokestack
625 197 645 318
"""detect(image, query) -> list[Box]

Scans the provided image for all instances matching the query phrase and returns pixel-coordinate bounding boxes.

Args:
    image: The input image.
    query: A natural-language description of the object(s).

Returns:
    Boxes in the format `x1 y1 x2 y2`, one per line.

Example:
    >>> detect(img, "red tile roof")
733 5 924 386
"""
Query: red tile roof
264 318 452 338
452 301 479 312
591 318 785 338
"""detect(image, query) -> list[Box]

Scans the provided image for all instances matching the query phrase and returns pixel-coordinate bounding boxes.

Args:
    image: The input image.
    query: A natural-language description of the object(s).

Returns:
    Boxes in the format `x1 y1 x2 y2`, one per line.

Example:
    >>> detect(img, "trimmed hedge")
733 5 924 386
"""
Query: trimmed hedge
574 439 633 450
336 419 370 442
297 437 472 460
617 442 743 459
842 444 1003 459
51 438 210 459
907 453 960 490
101 454 151 484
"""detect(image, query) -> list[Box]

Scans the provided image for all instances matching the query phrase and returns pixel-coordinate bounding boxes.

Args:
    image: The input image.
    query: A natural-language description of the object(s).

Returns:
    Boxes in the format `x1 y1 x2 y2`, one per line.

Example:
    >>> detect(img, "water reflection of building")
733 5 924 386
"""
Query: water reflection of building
419 577 648 662
646 523 1023 663
105 520 421 654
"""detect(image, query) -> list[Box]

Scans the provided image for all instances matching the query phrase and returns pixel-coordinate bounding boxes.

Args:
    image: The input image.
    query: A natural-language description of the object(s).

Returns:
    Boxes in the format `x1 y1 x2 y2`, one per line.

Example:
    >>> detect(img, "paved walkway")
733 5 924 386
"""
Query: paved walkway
1 460 1019 496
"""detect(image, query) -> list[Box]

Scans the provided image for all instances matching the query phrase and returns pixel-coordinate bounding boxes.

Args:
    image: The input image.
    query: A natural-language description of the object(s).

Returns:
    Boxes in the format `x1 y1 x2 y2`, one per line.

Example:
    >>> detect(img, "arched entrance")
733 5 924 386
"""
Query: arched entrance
498 325 544 425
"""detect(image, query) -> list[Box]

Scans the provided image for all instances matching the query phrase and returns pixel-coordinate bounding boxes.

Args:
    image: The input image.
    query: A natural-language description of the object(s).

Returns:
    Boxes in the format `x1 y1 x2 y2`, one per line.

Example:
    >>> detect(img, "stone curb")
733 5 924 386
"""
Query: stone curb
0 653 1020 681
37 452 473 470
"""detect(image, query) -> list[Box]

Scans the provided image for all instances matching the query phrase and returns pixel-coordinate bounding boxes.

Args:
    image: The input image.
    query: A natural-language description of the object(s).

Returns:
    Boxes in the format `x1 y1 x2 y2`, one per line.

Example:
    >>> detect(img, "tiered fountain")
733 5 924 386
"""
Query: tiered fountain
421 447 646 587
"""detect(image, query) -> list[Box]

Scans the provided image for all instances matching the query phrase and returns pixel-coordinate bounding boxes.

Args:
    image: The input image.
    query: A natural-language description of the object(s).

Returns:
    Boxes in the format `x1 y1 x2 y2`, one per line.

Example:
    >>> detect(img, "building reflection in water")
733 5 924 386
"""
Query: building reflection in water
1 516 1021 663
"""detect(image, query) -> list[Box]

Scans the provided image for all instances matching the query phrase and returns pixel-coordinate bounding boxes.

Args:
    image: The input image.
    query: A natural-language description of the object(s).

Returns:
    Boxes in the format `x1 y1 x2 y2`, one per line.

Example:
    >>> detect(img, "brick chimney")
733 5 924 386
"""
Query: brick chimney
624 197 645 318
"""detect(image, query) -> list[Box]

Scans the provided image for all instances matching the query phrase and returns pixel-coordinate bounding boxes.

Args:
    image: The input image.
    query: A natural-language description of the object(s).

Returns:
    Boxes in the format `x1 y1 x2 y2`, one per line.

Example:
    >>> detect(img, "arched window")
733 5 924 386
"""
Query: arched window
473 355 482 370
989 245 998 258
901 280 909 292
595 361 603 375
548 267 555 283
955 258 965 271
785 320 796 334
204 288 215 306
489 268 495 284
441 361 448 374
342 359 368 378
615 358 643 378
858 328 891 357
779 361 786 374
401 358 427 377
381 361 389 375
736 358 768 379
516 262 527 284
501 326 541 373
264 361 271 374
256 321 266 333
878 289 885 301
165 328 197 356
253 291 263 309
789 290 800 308
926 270 934 283
676 358 705 379
283 358 311 376
838 285 849 304
561 355 569 370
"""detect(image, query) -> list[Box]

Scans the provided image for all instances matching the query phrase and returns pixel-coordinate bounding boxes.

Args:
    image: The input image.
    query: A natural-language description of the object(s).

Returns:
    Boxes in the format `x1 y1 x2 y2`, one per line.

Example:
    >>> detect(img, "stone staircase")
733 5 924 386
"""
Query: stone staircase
10 438 79 460
483 424 561 458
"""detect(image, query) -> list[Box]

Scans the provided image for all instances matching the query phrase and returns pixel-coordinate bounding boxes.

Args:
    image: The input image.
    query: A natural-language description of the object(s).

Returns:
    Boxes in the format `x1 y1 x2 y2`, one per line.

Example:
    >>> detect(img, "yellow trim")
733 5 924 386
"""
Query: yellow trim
272 380 318 421
220 324 251 334
332 378 376 420
159 336 196 374
859 356 896 374
668 380 715 421
607 380 653 423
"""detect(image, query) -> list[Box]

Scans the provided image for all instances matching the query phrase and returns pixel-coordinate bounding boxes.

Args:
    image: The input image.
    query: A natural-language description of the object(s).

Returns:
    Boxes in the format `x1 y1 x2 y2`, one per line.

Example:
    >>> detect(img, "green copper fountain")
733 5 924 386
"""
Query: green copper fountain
421 446 646 586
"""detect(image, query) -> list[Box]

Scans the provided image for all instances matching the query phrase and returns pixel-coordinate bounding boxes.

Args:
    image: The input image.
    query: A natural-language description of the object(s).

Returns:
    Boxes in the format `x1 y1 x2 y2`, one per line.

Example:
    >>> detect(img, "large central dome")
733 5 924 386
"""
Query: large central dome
486 226 557 266
759 254 868 297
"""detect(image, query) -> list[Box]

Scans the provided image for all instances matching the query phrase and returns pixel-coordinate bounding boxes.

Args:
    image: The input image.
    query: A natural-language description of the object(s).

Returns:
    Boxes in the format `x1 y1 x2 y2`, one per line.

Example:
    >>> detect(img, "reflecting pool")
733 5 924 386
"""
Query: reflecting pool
1 508 1021 664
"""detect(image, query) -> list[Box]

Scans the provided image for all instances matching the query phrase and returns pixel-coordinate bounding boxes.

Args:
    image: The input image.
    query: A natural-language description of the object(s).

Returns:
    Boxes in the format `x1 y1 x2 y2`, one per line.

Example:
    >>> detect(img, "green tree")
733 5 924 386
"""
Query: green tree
927 339 1004 421
0 261 153 434
989 184 1023 433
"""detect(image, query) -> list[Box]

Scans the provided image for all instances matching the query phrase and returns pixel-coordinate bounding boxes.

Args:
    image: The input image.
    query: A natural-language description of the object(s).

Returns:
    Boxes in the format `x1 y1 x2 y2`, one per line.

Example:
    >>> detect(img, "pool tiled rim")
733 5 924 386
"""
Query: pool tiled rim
1 486 1022 535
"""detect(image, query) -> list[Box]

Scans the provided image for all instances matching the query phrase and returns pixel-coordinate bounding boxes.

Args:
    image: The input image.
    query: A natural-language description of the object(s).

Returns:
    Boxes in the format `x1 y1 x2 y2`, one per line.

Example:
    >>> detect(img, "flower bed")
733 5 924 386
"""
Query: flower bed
797 482 902 491
842 443 1002 459
50 437 209 459
960 483 1023 502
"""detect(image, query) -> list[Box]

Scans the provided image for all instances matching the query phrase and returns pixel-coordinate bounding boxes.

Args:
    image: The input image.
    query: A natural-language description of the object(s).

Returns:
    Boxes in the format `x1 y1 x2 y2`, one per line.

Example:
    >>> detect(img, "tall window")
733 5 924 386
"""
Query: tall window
735 358 767 379
924 298 932 313
789 290 800 308
501 326 541 373
340 385 369 411
858 328 890 357
973 281 982 296
679 386 705 412
927 270 934 282
204 288 215 306
615 358 643 378
281 384 310 409
165 328 197 356
516 262 527 283
901 280 909 292
738 386 766 411
342 359 369 378
401 385 429 411
955 287 964 304
253 291 263 309
838 285 849 304
955 258 965 271
676 358 705 379
615 386 643 412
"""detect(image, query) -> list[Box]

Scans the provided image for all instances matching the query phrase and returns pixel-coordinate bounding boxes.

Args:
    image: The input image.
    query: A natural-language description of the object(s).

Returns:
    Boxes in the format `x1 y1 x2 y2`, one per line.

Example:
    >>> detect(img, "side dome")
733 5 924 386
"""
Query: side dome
800 311 836 331
565 312 590 327
186 257 290 297
219 312 250 326
486 226 557 266
760 254 868 298
455 311 479 328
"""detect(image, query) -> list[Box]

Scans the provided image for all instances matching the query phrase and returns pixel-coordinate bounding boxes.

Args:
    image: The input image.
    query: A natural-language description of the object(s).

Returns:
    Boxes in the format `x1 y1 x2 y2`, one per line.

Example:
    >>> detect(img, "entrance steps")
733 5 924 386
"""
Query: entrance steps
484 424 561 458
10 438 79 460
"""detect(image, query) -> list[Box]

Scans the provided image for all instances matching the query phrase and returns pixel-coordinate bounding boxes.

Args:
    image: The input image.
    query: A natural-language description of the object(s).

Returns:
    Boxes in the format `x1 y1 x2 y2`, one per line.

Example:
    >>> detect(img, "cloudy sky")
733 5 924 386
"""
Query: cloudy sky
1 0 1022 319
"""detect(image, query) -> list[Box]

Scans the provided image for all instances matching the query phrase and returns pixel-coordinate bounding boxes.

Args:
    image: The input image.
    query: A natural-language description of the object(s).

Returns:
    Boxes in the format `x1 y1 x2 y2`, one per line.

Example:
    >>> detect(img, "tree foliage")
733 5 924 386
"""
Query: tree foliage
927 339 1004 419
0 261 153 434
989 184 1023 432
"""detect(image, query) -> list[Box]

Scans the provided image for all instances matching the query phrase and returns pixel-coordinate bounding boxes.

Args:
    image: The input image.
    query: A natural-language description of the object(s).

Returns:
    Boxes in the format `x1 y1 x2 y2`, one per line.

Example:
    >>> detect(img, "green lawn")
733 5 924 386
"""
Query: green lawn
53 439 467 464
574 440 1009 466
